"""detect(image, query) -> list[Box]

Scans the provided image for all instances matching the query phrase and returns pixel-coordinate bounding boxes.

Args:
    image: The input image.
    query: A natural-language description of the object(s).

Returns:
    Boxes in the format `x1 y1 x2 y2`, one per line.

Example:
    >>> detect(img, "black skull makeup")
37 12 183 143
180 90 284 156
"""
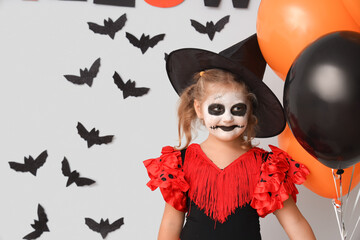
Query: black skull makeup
199 90 249 141
231 103 247 116
209 125 245 131
208 103 247 117
208 103 225 115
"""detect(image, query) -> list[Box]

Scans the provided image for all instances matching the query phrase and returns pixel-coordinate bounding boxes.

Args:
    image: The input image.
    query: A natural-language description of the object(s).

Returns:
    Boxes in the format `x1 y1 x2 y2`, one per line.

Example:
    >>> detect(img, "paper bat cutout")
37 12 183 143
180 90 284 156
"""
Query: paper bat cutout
76 122 114 148
64 58 101 87
190 15 230 40
61 157 96 187
125 32 165 54
94 0 135 7
23 204 49 240
88 14 127 39
9 150 48 176
85 217 124 239
113 71 150 99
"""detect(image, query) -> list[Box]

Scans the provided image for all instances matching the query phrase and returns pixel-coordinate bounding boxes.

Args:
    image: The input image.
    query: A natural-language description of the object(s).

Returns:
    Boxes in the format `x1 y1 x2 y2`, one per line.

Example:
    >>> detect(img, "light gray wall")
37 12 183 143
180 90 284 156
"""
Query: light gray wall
0 0 354 239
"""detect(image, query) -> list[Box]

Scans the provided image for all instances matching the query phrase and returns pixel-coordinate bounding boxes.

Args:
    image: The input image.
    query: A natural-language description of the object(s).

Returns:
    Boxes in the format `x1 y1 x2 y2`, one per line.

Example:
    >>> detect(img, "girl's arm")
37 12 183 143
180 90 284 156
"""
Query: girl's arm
274 197 316 240
158 202 185 240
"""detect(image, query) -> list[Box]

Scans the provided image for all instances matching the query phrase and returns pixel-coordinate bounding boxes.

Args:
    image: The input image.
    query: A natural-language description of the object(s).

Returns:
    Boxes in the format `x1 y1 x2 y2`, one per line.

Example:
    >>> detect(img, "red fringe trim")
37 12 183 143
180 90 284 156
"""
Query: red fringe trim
183 144 264 223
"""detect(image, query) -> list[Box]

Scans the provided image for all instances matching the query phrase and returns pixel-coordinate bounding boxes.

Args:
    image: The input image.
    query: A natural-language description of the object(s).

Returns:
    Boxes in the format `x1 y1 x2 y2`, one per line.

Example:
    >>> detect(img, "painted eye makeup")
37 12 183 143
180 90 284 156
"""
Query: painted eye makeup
231 103 247 116
208 104 225 115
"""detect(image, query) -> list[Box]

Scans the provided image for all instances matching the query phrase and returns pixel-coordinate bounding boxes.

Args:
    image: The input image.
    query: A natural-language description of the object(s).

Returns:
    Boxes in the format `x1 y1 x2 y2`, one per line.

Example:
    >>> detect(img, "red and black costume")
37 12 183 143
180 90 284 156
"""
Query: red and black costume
144 144 309 240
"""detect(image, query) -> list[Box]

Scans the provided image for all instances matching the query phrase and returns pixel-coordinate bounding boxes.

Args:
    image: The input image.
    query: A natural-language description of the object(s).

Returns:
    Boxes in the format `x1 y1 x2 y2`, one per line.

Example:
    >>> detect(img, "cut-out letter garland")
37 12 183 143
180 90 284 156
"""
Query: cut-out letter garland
55 0 251 8
9 150 48 176
204 0 250 8
63 0 182 7
94 0 135 7
64 58 101 87
145 0 183 8
113 71 150 99
76 122 114 148
88 13 127 39
125 32 165 54
85 217 124 239
204 0 220 7
232 0 249 8
190 15 230 40
61 157 96 187
23 204 49 240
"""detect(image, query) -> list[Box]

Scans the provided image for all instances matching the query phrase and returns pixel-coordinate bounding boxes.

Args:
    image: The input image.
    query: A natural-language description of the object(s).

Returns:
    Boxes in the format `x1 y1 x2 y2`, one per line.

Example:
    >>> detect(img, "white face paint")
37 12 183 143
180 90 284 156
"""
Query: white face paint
198 88 248 142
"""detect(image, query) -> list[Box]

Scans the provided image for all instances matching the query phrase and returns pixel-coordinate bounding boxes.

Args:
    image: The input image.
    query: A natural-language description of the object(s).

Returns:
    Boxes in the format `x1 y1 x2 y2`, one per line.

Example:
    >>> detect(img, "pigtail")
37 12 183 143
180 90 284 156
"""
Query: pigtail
175 72 205 150
244 92 258 142
239 90 258 149
176 84 197 150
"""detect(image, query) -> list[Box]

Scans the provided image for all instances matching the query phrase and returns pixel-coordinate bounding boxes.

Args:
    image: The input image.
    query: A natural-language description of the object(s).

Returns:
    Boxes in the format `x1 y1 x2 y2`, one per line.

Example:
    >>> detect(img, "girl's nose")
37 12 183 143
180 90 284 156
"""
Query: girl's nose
222 111 234 122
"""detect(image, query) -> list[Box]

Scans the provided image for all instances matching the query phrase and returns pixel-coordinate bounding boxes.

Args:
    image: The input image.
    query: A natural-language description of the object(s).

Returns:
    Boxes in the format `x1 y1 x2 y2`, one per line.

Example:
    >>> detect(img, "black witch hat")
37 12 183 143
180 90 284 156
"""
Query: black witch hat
166 34 285 138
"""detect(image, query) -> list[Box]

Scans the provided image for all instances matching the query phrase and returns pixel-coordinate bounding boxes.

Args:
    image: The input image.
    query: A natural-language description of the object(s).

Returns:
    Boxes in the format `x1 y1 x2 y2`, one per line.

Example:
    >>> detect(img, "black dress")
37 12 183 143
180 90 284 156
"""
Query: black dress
180 200 261 240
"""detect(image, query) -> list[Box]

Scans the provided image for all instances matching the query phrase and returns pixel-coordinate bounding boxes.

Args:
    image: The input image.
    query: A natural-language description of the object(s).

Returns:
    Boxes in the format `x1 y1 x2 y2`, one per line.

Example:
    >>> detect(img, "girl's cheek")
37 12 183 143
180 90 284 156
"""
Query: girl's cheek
236 116 247 125
204 114 220 126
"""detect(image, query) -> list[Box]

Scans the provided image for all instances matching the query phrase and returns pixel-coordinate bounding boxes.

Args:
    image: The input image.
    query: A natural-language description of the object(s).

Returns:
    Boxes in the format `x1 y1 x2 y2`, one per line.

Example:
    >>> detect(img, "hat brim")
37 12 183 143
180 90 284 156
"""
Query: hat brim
166 48 285 138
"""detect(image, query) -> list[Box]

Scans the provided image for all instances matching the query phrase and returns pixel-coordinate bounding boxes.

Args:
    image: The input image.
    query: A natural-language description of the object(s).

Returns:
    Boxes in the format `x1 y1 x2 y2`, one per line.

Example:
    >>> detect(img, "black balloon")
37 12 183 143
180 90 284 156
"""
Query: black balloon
284 31 360 170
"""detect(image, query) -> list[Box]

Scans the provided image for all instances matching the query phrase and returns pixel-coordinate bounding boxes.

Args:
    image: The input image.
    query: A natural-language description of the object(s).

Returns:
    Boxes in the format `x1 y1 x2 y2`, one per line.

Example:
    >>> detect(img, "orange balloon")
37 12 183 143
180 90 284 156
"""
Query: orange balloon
343 0 360 26
257 0 360 80
278 125 360 199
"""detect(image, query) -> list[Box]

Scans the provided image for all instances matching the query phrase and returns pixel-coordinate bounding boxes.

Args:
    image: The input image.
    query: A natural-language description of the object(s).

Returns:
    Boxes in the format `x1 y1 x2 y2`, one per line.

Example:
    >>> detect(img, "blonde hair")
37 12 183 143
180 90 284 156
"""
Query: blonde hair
176 68 258 150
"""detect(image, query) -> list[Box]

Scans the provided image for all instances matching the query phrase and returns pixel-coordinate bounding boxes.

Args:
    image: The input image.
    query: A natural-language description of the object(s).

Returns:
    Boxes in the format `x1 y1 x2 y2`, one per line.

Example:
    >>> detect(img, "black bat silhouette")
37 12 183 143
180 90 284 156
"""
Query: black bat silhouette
85 217 124 239
190 15 230 40
125 32 165 54
61 157 96 187
88 14 127 39
64 58 101 87
113 71 150 99
76 122 114 148
9 150 48 176
23 204 49 240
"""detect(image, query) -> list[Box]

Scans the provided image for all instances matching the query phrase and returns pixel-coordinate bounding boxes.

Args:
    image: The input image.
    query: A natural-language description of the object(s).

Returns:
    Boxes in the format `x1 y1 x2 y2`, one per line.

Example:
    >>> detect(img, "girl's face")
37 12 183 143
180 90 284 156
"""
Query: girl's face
195 85 249 142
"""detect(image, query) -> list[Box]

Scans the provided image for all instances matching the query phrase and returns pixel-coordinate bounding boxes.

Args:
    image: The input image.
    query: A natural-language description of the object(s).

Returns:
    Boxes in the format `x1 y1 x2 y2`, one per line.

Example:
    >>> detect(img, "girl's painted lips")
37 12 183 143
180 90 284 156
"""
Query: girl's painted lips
210 125 245 131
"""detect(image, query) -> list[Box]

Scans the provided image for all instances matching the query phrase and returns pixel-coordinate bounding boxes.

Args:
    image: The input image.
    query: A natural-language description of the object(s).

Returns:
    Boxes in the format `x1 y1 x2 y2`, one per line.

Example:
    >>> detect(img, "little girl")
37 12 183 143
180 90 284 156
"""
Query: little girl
144 34 316 240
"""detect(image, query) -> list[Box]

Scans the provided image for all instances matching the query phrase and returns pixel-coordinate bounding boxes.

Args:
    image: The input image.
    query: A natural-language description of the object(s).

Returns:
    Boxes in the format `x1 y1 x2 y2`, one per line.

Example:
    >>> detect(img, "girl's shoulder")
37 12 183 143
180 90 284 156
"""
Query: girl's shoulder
247 145 294 162
143 145 189 212
250 145 310 217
